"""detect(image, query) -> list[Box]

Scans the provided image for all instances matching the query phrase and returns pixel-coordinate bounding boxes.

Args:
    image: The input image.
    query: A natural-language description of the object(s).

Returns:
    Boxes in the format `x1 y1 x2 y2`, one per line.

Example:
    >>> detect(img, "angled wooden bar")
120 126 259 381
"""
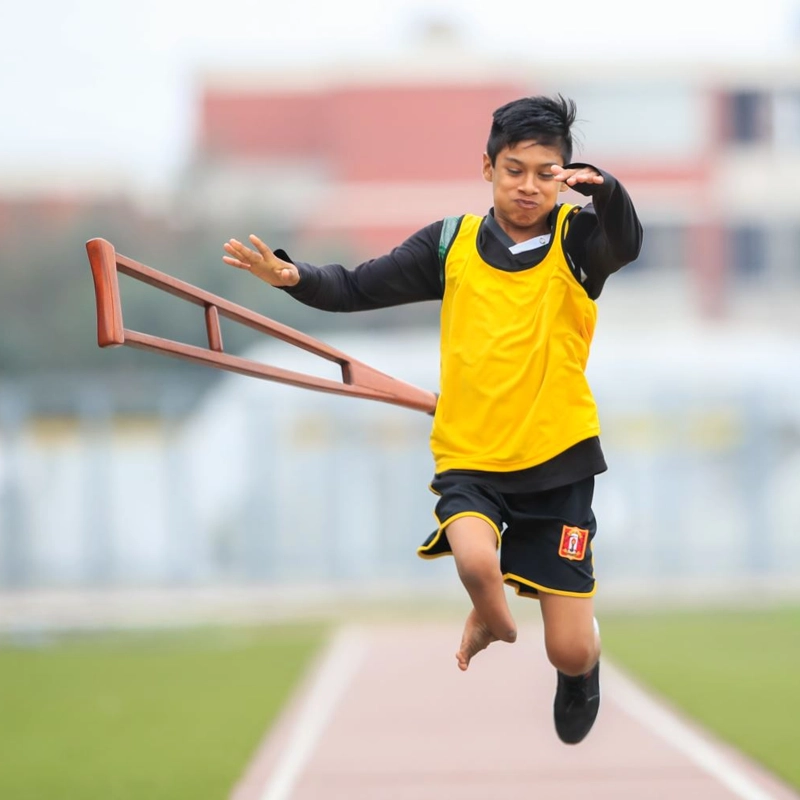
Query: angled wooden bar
85 238 437 414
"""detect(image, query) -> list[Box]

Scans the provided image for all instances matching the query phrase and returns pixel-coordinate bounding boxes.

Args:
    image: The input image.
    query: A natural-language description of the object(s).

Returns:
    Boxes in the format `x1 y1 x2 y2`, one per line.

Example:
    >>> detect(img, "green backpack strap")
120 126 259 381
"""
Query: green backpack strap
438 215 462 290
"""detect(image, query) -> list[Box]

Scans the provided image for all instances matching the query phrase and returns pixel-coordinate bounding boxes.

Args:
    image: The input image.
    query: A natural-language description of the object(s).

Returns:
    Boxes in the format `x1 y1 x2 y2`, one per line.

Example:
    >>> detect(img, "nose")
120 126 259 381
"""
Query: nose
520 174 539 195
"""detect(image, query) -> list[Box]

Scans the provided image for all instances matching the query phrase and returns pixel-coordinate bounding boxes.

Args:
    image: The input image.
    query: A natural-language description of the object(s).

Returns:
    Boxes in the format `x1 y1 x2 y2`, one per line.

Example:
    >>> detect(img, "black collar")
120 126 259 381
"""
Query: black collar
485 207 559 248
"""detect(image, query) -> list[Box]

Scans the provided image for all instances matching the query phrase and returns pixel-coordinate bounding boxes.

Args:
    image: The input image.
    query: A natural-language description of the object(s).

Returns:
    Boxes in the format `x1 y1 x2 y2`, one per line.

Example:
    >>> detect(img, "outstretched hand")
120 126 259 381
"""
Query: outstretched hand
222 235 300 287
551 164 604 187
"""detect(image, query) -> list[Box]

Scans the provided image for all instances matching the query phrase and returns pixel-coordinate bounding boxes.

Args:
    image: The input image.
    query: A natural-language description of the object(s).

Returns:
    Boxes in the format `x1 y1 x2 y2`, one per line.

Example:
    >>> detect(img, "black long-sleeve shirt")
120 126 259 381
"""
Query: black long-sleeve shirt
276 166 643 491
278 166 642 310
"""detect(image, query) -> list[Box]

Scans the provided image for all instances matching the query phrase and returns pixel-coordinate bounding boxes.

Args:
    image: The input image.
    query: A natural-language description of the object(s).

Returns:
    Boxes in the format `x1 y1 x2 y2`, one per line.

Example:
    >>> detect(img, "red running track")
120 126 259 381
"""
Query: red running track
231 622 800 800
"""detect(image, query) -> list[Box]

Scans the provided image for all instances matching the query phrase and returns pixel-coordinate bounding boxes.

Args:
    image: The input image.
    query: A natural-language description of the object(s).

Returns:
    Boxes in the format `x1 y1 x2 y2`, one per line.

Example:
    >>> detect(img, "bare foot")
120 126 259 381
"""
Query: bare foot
455 608 498 671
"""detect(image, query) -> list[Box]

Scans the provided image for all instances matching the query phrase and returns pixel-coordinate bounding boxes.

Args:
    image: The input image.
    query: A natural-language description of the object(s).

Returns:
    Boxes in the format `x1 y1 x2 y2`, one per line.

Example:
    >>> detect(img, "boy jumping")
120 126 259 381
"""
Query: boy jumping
222 95 643 744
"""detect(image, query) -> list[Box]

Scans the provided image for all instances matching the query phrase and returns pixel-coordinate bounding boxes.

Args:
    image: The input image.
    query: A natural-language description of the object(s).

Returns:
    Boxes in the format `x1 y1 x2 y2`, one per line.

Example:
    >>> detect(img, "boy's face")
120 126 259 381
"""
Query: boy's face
483 141 567 242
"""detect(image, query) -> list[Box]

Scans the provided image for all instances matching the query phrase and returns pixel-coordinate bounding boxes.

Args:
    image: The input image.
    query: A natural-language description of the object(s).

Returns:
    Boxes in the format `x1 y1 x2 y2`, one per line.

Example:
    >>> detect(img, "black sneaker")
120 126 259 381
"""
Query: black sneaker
553 661 600 744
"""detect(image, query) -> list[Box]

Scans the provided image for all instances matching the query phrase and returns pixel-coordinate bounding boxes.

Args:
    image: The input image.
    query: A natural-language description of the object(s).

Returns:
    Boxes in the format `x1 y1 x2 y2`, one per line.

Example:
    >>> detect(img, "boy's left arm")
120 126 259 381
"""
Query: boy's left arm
554 163 644 300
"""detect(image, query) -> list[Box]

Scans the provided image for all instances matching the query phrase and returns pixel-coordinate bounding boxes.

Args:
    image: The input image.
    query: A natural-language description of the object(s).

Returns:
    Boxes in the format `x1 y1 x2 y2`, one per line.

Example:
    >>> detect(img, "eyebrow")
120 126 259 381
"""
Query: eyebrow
502 156 558 168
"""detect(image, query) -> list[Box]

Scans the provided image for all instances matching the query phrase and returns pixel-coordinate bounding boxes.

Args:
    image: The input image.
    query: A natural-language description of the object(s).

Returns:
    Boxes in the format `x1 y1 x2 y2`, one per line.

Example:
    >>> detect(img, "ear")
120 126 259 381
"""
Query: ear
482 153 493 183
559 182 569 192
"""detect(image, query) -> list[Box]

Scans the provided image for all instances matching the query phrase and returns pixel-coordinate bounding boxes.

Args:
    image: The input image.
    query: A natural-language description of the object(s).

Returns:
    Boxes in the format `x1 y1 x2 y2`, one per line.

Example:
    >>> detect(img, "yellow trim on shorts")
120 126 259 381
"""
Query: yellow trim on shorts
416 512 501 559
416 549 450 560
441 512 501 548
503 573 597 599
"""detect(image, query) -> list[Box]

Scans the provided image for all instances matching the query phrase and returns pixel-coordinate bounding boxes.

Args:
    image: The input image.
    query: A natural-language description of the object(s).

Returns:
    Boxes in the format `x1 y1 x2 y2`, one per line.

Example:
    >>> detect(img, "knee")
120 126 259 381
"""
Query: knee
545 635 599 676
455 554 499 592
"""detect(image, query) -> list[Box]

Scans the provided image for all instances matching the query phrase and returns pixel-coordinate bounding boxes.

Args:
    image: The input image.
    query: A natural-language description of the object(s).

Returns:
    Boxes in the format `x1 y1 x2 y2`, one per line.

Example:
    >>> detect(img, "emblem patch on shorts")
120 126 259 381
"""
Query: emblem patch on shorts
558 526 589 561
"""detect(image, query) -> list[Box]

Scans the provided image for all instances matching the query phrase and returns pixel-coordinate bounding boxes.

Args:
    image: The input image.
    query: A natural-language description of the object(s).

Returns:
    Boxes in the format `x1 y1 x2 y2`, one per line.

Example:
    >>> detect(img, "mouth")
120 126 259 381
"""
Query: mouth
515 199 539 210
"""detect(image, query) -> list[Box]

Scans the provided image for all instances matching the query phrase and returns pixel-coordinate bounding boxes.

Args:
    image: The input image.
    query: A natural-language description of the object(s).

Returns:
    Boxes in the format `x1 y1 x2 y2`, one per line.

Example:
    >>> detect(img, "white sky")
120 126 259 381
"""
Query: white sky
0 0 797 194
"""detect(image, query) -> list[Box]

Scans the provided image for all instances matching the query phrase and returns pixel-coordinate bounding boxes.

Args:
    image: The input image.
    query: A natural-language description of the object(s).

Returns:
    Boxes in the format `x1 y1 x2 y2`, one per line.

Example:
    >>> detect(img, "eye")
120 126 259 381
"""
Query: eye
539 172 555 180
507 168 522 176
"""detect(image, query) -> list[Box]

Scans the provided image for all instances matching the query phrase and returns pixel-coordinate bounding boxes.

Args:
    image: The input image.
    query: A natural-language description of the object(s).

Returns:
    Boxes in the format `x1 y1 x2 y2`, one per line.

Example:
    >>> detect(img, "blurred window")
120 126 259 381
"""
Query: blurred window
553 83 707 158
623 223 687 275
727 91 770 144
788 226 800 281
767 224 800 284
774 91 800 148
729 225 766 279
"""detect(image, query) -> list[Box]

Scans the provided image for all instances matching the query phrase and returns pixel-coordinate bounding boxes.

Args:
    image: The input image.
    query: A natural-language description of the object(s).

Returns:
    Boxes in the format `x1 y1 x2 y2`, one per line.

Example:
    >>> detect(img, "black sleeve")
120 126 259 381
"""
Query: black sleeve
275 221 445 312
562 164 644 300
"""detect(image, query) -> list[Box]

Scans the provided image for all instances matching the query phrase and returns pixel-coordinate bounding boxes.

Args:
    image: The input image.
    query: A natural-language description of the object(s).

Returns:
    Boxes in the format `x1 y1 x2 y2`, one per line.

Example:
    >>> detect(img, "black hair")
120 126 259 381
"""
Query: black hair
486 94 578 166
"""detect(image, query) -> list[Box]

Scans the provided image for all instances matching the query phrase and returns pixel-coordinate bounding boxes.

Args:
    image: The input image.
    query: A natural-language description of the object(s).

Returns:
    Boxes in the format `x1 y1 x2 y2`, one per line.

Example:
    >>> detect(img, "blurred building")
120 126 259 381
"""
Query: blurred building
180 41 800 322
4 39 800 604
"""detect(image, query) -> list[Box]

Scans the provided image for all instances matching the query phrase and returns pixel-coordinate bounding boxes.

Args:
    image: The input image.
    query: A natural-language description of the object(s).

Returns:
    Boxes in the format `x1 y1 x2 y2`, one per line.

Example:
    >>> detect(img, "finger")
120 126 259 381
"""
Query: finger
568 170 604 185
224 240 250 259
226 239 262 265
222 256 251 270
248 234 273 259
226 238 247 252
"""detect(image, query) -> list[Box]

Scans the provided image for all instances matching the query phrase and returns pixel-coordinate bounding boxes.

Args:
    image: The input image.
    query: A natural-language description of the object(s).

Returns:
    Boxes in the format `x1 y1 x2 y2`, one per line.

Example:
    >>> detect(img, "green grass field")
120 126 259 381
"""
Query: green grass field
600 605 800 790
0 623 327 800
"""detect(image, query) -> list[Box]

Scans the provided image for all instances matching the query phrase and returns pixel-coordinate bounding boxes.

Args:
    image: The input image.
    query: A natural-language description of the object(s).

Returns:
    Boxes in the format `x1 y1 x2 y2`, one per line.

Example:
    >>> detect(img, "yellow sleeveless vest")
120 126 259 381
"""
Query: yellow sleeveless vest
430 205 600 473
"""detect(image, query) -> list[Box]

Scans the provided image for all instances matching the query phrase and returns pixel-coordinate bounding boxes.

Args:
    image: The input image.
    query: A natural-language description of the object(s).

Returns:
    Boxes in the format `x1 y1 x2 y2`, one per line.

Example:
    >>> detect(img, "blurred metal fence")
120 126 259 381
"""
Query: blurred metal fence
2 327 800 598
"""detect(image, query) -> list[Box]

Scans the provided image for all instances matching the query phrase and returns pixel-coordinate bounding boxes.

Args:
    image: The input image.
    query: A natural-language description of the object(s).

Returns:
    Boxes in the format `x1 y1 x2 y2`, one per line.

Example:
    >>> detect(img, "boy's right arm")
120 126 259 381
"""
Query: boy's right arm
223 222 444 312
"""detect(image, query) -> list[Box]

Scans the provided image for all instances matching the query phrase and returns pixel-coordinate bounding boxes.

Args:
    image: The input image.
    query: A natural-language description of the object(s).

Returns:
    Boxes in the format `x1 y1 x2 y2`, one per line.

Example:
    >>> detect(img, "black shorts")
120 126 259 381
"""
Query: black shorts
417 474 597 598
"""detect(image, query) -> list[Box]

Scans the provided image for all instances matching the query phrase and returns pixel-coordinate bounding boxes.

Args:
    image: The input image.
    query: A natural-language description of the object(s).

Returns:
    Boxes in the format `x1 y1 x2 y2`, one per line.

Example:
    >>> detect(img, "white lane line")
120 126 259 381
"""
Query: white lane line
604 661 782 800
259 626 368 800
